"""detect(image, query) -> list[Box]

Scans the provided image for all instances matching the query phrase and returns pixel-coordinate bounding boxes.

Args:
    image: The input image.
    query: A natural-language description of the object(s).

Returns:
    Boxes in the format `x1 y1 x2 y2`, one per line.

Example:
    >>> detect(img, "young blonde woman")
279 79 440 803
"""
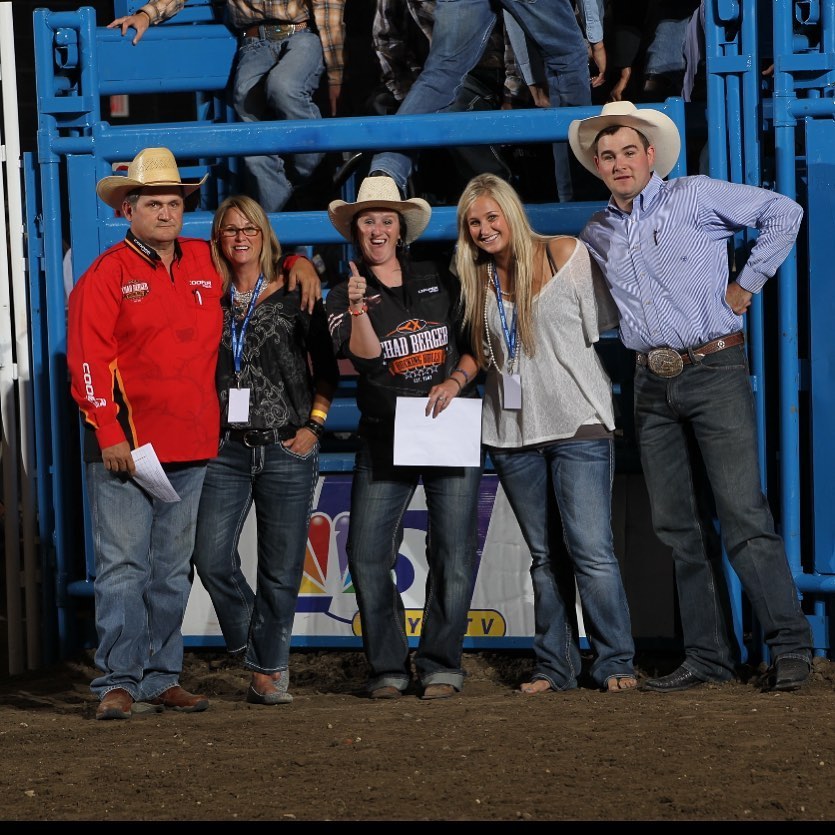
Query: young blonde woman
455 173 637 693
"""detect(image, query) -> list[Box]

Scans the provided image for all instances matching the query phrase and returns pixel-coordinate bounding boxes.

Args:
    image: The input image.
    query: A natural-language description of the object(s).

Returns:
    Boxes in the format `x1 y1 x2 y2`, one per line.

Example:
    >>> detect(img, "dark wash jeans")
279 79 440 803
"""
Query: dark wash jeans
347 437 483 693
633 344 812 680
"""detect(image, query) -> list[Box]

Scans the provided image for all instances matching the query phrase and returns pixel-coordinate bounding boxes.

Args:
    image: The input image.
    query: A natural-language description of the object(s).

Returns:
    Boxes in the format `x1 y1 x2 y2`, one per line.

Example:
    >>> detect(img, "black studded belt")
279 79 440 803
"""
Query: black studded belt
241 20 308 41
226 427 295 447
636 331 745 378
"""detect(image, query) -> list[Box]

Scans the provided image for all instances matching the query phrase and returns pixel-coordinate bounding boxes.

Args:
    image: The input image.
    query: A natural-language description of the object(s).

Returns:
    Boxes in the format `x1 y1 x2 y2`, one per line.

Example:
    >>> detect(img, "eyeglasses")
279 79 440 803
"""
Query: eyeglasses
219 225 261 238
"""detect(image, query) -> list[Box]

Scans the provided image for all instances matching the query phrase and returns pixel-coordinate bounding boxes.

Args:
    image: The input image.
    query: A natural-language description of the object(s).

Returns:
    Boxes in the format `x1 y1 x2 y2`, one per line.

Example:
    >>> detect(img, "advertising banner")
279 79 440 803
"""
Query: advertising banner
183 473 585 649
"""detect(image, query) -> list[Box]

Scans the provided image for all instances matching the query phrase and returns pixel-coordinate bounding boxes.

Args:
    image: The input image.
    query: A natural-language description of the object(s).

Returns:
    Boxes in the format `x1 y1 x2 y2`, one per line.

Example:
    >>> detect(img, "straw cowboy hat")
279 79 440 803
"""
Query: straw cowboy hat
328 176 431 244
95 147 208 210
568 101 681 179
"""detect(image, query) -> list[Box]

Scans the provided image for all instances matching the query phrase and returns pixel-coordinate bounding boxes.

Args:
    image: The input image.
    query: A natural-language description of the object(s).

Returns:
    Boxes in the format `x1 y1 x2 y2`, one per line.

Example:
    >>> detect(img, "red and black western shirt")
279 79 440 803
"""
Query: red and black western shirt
68 232 223 464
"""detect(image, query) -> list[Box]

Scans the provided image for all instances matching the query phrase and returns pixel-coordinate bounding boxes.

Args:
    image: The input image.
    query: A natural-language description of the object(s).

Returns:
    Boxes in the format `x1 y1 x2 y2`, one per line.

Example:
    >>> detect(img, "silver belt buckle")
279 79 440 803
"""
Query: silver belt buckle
647 347 684 378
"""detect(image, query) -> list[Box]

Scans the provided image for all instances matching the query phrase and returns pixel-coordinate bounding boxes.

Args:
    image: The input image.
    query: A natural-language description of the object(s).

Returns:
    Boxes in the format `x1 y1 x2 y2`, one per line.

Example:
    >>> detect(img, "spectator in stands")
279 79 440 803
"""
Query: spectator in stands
504 1 608 106
502 2 606 201
600 1 699 104
67 147 220 720
192 195 338 706
108 1 346 213
578 1 608 90
367 0 517 195
454 173 637 693
639 1 700 102
324 175 482 700
365 0 592 200
568 101 813 693
681 0 706 104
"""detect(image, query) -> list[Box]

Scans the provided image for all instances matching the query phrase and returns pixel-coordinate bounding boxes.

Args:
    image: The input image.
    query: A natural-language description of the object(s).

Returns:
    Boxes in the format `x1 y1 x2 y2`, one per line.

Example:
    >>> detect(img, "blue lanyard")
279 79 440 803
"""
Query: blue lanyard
489 260 517 363
229 274 265 380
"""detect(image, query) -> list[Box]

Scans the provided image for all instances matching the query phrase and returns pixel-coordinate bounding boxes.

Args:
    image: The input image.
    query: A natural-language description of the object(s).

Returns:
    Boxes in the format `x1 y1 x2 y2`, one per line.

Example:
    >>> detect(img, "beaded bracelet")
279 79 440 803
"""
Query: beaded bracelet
349 303 368 317
451 367 471 385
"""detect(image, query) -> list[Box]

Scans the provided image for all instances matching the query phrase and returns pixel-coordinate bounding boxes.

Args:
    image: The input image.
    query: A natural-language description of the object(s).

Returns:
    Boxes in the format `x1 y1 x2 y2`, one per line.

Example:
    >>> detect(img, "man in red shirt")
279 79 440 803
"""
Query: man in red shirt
68 147 223 720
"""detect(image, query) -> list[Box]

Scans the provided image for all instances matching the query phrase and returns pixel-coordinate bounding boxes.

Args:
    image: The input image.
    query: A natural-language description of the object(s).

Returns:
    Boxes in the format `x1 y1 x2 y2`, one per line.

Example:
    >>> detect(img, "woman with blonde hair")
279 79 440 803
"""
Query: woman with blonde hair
192 194 338 705
455 173 637 693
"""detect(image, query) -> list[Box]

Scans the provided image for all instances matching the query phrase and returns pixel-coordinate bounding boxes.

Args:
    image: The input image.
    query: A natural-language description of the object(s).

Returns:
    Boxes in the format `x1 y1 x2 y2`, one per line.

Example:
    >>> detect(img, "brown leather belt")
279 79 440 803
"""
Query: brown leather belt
636 331 745 378
226 427 294 447
241 20 308 41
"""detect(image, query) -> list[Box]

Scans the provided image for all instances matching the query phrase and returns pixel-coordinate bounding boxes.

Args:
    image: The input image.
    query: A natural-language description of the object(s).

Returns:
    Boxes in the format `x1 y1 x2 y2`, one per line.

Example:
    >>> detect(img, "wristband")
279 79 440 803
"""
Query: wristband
451 367 471 384
349 303 368 317
304 419 324 438
311 408 328 422
449 376 462 393
137 8 153 22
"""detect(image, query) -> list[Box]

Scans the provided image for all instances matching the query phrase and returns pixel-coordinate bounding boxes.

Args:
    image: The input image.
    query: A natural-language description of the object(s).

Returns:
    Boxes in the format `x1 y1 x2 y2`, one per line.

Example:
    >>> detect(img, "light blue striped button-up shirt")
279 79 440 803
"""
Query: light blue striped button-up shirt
580 173 803 352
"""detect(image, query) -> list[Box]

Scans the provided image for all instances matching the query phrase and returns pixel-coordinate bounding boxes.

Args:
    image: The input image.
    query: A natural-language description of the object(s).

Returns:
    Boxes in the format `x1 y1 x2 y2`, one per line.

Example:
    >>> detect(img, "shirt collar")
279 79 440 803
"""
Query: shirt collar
124 230 183 266
604 171 665 218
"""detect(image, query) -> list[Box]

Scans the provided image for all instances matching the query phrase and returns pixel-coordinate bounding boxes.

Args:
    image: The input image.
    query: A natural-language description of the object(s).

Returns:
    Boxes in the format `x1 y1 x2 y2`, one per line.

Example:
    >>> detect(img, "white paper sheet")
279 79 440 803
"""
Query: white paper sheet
393 397 482 467
131 443 181 502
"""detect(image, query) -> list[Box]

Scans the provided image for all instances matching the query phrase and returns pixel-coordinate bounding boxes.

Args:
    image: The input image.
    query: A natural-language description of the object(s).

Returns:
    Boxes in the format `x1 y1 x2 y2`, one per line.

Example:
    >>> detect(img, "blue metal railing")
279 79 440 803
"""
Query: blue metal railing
29 1 834 661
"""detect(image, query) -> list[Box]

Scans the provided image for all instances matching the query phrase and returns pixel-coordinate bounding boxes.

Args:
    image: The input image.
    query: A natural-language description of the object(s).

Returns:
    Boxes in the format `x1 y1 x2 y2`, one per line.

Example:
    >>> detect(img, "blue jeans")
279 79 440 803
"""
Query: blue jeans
347 437 483 692
634 344 812 680
490 438 635 690
370 0 591 196
231 30 325 212
87 462 207 701
192 433 319 674
645 16 690 75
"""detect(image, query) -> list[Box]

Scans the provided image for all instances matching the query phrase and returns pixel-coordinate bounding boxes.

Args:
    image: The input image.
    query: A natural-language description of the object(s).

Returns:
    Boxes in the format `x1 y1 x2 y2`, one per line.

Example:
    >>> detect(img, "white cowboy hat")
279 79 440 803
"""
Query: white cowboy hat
96 147 208 210
328 176 431 244
568 101 681 179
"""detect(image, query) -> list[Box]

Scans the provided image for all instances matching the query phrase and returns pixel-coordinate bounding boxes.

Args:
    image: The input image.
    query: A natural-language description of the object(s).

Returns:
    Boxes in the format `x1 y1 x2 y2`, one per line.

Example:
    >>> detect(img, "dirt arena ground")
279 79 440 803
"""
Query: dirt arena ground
1 648 835 821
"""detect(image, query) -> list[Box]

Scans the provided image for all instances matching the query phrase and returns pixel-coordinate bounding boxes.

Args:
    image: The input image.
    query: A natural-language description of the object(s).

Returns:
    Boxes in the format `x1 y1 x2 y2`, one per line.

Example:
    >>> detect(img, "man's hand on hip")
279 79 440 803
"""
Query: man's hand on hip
726 281 753 315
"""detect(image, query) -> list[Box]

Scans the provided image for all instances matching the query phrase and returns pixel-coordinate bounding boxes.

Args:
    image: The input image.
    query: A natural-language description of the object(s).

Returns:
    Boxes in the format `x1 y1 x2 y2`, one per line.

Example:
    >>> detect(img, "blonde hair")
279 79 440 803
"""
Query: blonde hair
454 174 547 367
210 194 282 291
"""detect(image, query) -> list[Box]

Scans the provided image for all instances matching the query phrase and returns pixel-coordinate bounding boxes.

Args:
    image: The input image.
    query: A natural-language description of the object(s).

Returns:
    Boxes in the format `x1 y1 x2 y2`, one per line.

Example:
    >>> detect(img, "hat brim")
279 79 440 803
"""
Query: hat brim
328 197 432 245
568 109 681 179
96 174 208 211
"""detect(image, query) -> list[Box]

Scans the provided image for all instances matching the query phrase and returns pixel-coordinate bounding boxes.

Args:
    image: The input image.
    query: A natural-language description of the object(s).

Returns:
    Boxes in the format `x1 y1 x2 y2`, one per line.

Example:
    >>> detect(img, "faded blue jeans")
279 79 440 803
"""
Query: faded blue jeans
87 461 207 702
192 433 319 674
347 437 483 693
490 438 635 690
232 30 325 212
634 344 812 680
370 0 591 196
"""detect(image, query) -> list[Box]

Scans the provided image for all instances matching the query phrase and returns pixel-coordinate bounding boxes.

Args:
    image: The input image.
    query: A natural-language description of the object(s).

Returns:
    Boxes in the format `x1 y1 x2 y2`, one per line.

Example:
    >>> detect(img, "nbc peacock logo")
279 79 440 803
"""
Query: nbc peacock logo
296 475 506 639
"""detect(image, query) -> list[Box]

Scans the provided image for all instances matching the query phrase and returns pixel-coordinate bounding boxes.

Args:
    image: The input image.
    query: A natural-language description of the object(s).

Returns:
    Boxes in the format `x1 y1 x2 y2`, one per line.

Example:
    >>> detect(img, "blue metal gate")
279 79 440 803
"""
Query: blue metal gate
23 0 834 663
